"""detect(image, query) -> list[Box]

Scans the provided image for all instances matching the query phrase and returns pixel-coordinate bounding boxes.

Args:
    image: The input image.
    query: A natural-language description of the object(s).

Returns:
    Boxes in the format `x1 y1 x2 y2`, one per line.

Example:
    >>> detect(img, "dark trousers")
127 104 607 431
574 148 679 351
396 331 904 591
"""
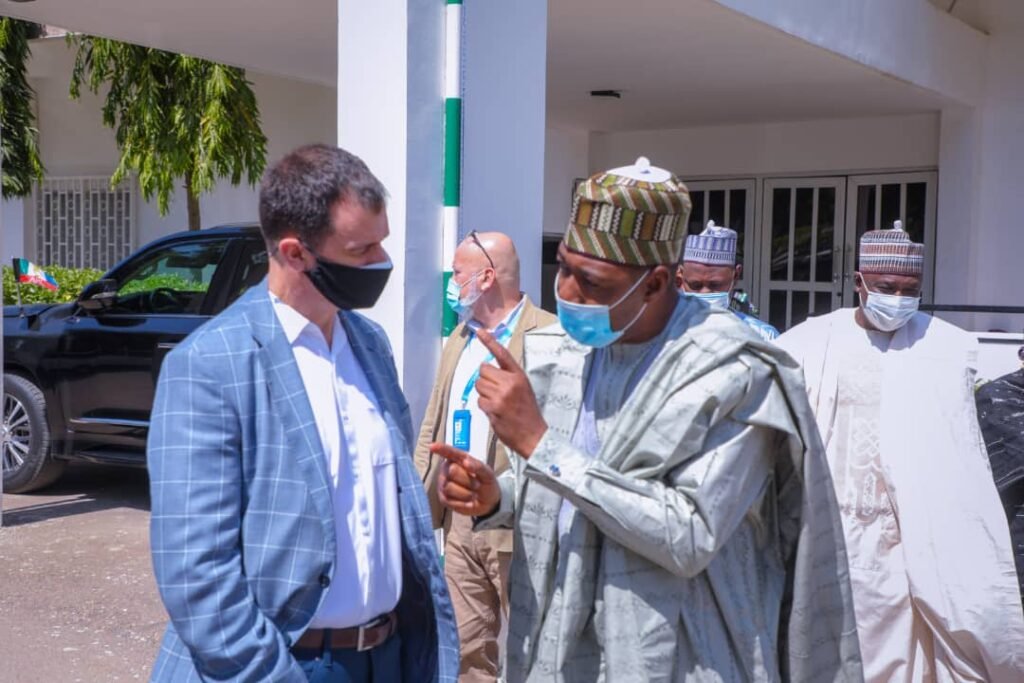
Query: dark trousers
294 631 402 682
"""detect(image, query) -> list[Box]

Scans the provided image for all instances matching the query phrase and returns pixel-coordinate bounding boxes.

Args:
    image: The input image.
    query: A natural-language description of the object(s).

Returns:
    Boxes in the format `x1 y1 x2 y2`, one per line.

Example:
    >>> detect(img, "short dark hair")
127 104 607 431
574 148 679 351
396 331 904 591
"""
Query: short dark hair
258 144 387 249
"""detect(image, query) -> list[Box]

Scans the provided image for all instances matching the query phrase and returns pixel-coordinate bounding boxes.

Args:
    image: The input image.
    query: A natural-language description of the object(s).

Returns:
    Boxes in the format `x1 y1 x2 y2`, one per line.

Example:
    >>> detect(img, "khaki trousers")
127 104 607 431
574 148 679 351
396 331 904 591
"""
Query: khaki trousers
445 512 511 682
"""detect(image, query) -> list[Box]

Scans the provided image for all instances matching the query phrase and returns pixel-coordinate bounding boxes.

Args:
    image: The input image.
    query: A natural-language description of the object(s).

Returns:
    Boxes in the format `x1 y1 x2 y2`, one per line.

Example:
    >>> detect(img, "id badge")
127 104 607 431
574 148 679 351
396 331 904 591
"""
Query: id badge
452 409 472 451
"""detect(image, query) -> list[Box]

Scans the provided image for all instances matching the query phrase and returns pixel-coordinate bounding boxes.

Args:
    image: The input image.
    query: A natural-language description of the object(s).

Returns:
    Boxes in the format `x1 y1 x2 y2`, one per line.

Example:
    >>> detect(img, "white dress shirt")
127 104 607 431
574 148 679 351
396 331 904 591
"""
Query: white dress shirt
271 295 402 628
443 297 525 463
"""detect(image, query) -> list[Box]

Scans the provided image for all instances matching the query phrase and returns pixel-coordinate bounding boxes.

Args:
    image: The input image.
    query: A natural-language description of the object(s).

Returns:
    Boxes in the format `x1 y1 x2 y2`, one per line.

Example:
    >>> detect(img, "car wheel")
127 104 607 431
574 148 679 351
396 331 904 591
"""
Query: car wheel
2 374 65 493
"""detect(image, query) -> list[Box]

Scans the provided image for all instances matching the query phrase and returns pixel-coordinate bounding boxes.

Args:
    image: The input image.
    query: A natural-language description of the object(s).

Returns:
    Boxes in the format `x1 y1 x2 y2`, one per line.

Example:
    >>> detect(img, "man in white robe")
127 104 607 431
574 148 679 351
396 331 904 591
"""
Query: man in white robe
777 221 1024 682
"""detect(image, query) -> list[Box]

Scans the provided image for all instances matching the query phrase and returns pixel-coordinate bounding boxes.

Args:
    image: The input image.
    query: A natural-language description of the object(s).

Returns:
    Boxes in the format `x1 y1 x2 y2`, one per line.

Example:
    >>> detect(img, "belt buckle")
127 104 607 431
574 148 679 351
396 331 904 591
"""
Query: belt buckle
356 615 384 652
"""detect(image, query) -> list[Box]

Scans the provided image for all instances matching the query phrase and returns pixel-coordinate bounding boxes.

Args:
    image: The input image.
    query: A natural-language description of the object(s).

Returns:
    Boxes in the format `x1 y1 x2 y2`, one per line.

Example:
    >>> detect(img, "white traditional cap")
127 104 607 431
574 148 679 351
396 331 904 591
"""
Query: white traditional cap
859 220 924 276
682 220 737 267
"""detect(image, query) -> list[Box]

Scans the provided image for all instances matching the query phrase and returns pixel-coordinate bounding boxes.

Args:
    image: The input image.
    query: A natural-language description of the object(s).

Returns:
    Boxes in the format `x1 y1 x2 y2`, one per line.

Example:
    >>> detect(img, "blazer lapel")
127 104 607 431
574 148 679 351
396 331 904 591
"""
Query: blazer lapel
338 311 441 560
506 297 547 361
245 283 335 538
338 312 410 450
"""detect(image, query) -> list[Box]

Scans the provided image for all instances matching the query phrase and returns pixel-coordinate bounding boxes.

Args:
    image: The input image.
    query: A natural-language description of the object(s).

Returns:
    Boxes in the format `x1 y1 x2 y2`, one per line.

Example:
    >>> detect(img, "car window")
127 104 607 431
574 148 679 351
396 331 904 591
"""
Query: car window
111 239 230 315
224 241 269 307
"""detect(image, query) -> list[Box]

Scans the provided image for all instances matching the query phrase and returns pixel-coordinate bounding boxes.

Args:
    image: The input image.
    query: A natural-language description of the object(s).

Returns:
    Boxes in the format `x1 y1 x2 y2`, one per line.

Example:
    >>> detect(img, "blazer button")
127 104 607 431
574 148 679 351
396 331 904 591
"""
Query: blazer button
319 574 331 588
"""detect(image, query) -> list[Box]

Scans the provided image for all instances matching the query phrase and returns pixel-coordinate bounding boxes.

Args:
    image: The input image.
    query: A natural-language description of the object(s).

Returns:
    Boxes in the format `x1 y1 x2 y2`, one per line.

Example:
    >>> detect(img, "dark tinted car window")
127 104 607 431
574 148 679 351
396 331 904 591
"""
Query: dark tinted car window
225 241 269 307
111 239 230 315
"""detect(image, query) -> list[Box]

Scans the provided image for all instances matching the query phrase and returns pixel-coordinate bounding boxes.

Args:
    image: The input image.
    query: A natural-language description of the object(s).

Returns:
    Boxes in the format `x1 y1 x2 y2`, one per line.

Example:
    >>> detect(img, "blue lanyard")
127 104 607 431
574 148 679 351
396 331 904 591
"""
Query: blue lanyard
459 307 522 408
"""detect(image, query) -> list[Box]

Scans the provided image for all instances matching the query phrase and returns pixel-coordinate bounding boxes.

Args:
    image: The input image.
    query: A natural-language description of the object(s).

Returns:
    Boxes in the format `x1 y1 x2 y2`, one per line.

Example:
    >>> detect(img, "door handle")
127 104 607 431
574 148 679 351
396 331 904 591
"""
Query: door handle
834 245 850 297
156 342 178 351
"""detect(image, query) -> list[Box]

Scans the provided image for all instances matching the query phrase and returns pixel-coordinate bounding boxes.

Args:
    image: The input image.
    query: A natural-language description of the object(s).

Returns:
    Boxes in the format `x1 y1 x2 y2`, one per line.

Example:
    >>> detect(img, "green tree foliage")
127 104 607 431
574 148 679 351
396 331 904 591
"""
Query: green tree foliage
2 265 104 305
0 18 44 199
118 274 208 296
68 37 267 230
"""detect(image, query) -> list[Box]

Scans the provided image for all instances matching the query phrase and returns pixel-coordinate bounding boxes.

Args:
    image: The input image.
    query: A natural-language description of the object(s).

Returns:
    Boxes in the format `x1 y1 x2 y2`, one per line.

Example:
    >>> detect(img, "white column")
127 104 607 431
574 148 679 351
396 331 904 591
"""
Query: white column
0 199 25 265
337 0 444 423
935 106 981 331
971 26 1024 334
460 1 549 303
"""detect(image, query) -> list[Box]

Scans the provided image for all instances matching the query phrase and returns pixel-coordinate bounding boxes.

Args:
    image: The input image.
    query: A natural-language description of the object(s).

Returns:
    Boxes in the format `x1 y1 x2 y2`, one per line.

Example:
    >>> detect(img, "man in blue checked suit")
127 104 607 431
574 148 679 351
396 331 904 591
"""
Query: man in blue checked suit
147 144 459 682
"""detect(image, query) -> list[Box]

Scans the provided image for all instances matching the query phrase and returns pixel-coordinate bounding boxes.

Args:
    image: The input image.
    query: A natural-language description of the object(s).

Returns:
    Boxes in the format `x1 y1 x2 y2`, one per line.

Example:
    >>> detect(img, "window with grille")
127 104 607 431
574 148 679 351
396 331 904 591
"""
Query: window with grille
34 177 135 270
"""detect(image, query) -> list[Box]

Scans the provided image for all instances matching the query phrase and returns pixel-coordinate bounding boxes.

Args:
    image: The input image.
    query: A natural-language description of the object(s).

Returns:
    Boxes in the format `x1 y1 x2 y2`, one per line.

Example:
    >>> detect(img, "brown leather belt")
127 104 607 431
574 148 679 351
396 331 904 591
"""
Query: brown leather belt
293 611 398 653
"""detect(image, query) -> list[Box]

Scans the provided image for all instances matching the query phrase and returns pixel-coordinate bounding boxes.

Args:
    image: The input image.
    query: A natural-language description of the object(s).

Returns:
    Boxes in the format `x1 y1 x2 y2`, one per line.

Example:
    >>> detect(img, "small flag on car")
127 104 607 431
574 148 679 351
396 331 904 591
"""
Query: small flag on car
12 258 58 291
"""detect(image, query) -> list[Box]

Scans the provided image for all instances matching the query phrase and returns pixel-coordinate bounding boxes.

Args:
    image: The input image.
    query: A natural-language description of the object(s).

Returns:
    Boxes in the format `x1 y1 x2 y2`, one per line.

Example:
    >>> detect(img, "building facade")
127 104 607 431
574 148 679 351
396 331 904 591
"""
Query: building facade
3 0 1021 416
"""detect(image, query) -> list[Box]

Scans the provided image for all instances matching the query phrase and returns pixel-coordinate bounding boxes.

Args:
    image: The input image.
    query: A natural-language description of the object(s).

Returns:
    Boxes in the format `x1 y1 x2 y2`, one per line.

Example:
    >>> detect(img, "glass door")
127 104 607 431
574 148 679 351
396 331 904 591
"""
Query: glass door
759 178 846 331
843 172 937 306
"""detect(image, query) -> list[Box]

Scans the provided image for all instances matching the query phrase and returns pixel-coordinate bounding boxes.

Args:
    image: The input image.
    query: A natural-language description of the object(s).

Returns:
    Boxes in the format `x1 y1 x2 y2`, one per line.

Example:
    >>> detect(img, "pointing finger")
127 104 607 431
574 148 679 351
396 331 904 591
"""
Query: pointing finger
476 329 521 373
431 442 487 477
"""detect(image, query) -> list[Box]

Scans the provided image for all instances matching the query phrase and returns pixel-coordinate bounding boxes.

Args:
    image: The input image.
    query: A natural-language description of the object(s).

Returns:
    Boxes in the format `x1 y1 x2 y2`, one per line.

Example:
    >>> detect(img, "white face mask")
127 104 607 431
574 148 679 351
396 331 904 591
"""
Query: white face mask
861 285 919 332
688 291 731 309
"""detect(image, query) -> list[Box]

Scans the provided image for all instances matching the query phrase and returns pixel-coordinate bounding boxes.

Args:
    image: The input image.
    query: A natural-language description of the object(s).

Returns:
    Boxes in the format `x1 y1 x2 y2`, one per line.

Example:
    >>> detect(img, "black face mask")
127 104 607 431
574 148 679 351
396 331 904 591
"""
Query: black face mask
304 250 392 310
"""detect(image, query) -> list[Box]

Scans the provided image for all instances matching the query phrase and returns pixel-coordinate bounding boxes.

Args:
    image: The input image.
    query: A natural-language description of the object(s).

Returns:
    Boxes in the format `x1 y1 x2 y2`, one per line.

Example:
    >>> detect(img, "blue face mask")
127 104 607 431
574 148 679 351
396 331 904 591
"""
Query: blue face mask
555 270 651 348
445 271 483 317
689 291 731 309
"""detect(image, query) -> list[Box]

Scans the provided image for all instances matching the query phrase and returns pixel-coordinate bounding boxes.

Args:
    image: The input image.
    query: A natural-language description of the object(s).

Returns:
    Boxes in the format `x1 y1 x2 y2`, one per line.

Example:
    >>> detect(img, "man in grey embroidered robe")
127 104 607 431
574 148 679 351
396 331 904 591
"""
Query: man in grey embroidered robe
432 160 863 682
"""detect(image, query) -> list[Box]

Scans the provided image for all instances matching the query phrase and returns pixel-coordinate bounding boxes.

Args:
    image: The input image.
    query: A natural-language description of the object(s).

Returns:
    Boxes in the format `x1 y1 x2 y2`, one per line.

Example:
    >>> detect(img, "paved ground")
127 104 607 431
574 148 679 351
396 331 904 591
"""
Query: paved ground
0 464 165 682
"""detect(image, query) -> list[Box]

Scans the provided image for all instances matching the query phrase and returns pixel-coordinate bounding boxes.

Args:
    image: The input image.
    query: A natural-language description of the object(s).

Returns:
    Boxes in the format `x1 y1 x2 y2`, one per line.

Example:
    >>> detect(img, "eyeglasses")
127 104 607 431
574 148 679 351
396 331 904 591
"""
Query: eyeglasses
468 230 495 270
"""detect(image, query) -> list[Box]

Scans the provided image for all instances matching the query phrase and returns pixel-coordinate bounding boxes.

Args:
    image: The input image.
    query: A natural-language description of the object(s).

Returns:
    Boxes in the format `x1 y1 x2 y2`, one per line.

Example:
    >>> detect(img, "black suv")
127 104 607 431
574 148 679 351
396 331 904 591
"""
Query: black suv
2 225 269 492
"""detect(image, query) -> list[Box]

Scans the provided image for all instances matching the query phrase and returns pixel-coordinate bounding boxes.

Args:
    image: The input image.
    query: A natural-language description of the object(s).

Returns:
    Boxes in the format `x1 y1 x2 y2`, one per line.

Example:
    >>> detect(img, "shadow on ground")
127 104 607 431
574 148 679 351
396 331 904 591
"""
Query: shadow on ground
0 463 163 681
2 463 149 527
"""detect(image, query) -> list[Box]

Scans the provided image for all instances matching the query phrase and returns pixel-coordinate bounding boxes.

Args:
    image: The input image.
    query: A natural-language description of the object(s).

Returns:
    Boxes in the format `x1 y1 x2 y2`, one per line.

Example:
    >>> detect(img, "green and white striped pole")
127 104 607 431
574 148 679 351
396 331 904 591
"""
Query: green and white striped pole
436 0 464 561
442 0 463 337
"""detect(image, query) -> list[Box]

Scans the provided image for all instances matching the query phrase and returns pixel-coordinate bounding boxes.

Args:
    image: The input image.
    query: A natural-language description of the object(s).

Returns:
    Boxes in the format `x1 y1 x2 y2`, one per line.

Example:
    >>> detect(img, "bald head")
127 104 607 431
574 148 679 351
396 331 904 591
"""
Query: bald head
460 232 519 289
450 231 523 327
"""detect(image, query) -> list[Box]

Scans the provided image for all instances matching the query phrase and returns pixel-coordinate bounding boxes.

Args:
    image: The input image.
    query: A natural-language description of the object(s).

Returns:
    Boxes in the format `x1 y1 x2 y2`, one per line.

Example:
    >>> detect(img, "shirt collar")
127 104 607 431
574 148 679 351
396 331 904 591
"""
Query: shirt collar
270 293 345 349
466 294 525 337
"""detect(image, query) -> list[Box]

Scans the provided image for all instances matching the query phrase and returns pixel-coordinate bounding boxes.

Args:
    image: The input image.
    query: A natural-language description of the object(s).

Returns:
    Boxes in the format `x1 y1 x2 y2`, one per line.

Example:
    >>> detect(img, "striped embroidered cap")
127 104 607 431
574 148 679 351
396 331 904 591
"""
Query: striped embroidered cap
683 220 737 267
564 157 692 267
859 220 924 276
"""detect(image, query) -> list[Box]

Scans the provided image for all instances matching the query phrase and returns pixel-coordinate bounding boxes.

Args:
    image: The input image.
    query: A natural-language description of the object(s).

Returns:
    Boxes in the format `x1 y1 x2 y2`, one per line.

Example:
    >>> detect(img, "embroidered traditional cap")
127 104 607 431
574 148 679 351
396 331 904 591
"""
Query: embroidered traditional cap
683 220 738 267
563 157 692 267
859 220 924 276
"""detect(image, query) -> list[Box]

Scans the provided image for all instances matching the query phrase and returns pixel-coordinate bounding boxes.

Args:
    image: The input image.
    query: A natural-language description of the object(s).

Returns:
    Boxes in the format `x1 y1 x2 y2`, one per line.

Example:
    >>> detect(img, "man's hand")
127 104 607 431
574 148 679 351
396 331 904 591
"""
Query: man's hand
433 443 501 518
475 329 547 458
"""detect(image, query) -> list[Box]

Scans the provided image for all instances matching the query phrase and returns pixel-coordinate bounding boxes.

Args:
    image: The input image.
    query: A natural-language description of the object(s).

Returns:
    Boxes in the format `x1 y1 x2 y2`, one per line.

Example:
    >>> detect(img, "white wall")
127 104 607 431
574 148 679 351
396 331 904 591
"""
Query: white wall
32 41 120 177
969 25 1024 333
926 15 1024 334
28 38 336 254
337 0 445 426
461 1 548 303
589 113 940 178
136 72 336 247
933 107 981 330
559 115 941 246
543 126 589 235
1 199 26 266
713 0 986 107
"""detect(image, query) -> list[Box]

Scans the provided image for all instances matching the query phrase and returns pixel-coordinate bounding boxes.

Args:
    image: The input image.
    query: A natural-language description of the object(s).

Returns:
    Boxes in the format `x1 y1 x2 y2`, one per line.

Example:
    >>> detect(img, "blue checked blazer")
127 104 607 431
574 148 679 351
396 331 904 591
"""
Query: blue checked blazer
147 282 459 682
